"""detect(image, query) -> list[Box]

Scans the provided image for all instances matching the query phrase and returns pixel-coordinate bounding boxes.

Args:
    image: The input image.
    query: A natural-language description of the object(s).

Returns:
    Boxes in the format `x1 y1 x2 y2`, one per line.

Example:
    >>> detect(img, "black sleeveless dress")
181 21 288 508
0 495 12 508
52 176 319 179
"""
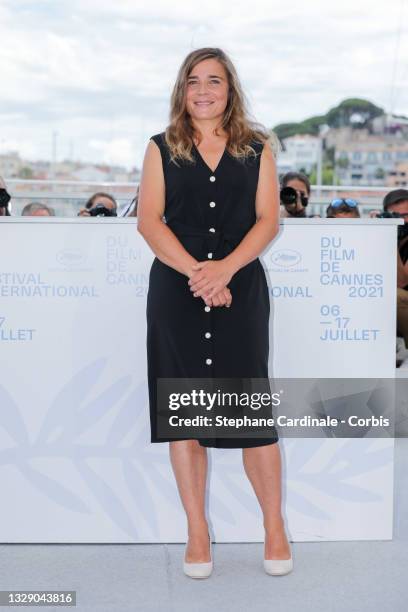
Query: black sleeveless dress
146 131 279 448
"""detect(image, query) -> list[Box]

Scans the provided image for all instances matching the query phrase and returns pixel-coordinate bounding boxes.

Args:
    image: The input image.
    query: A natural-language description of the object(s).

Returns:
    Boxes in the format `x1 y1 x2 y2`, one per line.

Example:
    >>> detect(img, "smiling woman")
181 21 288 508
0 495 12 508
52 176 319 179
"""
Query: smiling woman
136 47 292 579
139 49 279 448
162 48 276 164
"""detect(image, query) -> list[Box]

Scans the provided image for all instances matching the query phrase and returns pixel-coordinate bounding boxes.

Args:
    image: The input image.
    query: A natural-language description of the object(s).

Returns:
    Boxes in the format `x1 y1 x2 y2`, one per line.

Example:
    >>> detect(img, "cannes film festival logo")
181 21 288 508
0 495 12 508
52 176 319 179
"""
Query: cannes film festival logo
270 249 302 268
56 248 87 268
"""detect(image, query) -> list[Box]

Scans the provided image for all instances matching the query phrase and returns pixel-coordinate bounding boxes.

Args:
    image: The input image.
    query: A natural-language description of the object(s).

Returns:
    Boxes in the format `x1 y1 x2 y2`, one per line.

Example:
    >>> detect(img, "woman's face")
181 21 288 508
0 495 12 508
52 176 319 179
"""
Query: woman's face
284 178 309 213
185 58 229 124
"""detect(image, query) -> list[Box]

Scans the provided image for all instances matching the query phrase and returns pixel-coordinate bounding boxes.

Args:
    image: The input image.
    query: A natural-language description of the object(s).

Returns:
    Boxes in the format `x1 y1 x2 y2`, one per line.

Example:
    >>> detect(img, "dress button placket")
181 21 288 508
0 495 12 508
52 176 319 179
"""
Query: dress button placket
204 304 213 368
203 173 217 370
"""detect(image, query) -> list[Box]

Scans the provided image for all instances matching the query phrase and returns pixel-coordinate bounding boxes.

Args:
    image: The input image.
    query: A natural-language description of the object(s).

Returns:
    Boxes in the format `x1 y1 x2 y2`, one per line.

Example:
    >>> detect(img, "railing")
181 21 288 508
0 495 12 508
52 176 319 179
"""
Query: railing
307 185 394 216
4 179 138 217
3 179 394 217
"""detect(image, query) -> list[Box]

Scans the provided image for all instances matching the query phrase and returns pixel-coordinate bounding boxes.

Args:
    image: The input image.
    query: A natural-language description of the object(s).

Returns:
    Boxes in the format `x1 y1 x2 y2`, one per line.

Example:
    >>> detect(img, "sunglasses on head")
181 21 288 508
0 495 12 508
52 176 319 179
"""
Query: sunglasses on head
330 198 358 208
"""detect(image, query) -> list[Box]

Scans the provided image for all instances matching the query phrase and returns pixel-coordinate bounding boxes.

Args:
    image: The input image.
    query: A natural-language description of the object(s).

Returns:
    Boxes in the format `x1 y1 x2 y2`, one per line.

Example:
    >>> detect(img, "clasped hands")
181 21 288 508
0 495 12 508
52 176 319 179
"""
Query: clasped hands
188 259 234 308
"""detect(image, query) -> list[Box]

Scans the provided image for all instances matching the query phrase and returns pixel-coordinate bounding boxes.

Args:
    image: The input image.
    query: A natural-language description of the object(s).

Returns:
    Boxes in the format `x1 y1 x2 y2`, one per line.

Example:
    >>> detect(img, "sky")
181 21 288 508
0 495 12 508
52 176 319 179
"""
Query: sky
0 0 407 170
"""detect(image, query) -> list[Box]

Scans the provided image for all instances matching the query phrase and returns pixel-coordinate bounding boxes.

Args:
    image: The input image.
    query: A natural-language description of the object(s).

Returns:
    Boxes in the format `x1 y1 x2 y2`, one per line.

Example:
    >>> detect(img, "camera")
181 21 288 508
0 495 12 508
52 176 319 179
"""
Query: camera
88 204 117 217
376 211 408 240
0 187 11 208
280 186 308 208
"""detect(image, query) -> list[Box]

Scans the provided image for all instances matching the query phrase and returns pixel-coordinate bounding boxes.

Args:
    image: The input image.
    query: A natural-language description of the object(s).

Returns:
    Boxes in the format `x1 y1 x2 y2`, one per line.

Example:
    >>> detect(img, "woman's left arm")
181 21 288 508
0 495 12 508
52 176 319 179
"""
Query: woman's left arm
189 142 280 300
223 141 280 271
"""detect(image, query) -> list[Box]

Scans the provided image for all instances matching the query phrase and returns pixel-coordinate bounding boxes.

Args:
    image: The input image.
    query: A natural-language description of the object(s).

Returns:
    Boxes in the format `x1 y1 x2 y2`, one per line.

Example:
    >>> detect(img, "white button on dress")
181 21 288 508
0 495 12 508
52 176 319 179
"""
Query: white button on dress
204 306 211 312
205 332 211 339
209 202 216 208
209 227 215 232
209 176 216 182
207 253 213 259
206 358 212 365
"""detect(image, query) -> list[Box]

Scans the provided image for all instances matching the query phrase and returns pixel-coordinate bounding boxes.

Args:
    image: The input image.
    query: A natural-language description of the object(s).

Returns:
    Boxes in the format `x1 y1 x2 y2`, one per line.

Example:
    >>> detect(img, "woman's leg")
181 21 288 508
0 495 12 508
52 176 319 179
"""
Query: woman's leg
169 439 211 562
242 443 291 559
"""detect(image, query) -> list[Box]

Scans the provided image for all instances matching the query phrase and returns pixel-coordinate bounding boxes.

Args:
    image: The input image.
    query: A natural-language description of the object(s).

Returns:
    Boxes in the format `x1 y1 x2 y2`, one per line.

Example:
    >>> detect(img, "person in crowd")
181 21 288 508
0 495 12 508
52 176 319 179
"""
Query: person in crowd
279 171 311 218
383 189 408 346
78 192 118 217
0 175 11 216
122 185 139 217
326 198 360 218
21 202 55 216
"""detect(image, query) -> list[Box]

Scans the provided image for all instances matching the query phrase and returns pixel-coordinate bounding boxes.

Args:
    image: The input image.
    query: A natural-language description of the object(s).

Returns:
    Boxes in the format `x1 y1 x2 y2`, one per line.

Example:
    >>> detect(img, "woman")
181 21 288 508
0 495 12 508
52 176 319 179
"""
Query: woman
137 47 292 579
280 171 311 218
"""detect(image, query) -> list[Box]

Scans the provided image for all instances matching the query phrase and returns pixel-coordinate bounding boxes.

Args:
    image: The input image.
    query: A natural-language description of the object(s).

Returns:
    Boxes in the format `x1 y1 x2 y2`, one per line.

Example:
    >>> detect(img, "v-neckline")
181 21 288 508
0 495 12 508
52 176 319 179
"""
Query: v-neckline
192 140 228 174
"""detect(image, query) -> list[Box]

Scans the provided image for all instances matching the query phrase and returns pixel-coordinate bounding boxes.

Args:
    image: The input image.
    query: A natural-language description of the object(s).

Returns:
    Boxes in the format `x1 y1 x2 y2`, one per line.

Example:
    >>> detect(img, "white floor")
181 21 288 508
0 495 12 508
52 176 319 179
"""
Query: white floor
0 438 406 612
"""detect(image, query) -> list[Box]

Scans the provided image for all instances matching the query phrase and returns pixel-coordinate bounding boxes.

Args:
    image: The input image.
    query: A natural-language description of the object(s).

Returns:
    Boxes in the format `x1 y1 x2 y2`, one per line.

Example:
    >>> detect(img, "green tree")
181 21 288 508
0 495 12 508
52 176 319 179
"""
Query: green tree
336 156 349 169
273 115 326 140
272 98 385 140
309 166 339 185
18 167 34 179
325 98 383 129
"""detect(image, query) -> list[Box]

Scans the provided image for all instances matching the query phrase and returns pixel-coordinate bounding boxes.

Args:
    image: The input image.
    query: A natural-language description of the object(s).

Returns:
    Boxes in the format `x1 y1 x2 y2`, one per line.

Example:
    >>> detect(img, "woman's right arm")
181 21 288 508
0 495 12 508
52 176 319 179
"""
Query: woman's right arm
137 139 198 277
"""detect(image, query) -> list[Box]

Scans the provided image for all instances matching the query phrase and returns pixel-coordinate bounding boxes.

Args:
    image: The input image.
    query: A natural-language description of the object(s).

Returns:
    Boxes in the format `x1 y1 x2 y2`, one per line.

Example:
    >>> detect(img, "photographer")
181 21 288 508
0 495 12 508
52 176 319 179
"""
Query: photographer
22 202 55 216
326 198 361 218
382 189 408 346
77 192 118 217
279 171 312 218
0 175 12 216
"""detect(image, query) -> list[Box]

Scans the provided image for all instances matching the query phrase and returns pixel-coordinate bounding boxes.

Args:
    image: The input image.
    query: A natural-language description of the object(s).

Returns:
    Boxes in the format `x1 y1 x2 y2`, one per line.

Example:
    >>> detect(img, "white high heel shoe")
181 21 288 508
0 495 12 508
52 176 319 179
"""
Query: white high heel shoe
183 532 213 579
264 544 293 576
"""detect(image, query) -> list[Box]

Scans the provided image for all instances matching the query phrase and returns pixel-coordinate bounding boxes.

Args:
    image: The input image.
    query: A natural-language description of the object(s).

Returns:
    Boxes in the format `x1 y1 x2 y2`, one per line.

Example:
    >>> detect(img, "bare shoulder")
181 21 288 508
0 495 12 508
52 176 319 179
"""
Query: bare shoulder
141 138 163 177
258 139 278 181
146 137 161 158
138 137 165 219
140 139 164 188
260 139 277 162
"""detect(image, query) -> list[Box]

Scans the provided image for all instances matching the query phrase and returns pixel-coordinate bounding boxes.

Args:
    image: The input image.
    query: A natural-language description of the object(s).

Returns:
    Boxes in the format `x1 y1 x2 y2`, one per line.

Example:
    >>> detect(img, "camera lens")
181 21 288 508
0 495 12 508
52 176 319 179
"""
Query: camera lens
300 194 309 207
0 188 11 207
280 186 297 206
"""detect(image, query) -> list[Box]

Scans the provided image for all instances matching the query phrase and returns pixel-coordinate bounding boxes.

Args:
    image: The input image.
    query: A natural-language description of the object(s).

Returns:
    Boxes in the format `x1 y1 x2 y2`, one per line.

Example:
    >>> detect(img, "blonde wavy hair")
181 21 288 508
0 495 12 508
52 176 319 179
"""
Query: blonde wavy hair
163 47 280 165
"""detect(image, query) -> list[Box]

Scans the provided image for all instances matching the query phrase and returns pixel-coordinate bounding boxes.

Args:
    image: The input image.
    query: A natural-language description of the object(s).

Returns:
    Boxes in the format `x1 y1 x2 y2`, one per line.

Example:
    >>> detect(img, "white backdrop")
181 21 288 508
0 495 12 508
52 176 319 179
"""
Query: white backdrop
0 217 399 542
